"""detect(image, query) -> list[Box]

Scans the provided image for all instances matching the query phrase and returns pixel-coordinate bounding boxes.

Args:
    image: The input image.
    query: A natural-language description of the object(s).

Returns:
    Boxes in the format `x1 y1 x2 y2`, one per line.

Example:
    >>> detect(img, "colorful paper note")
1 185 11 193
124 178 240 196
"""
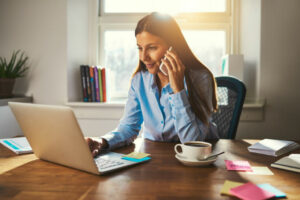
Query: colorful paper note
230 182 275 200
124 152 150 159
257 184 286 198
122 156 151 162
225 160 252 171
220 180 244 195
245 167 274 175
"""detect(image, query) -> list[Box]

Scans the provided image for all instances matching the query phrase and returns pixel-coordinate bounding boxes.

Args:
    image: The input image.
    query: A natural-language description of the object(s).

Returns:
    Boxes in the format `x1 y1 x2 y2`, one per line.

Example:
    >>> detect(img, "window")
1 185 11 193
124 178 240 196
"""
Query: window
98 0 234 101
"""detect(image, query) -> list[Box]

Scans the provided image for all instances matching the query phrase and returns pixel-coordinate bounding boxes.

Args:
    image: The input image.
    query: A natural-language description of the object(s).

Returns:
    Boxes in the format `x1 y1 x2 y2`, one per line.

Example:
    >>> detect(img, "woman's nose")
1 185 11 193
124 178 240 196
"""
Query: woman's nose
140 50 149 62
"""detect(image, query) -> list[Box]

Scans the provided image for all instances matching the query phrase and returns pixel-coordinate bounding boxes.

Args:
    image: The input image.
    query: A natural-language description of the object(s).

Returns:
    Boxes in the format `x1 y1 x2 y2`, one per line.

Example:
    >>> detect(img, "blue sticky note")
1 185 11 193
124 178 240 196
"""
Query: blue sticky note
257 183 286 198
122 156 151 162
3 140 20 150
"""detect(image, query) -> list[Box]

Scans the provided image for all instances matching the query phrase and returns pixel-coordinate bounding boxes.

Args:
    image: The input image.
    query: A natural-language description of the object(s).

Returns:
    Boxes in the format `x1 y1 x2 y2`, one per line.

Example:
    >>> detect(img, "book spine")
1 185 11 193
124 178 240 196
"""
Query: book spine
98 67 103 102
80 65 88 102
85 65 92 102
101 68 106 102
89 66 96 102
94 67 100 102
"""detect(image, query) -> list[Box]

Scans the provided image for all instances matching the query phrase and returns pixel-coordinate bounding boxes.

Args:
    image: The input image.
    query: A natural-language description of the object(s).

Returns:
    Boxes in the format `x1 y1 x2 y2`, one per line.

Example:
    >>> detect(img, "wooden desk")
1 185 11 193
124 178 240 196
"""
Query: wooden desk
0 139 299 200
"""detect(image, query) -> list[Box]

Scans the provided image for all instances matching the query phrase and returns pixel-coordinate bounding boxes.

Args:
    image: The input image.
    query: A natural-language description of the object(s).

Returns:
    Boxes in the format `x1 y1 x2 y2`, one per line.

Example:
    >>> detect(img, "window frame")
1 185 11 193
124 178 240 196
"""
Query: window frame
97 0 237 100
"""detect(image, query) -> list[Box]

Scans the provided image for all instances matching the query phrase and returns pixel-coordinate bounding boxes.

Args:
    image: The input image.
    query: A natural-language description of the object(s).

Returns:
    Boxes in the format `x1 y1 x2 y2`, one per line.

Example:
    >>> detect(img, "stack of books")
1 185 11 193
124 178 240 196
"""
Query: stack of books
80 65 106 102
247 139 300 157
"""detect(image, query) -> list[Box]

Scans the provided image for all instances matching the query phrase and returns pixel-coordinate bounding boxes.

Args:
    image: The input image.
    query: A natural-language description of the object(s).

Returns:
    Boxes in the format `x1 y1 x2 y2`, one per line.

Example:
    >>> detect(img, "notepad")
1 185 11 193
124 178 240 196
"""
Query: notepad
230 182 275 200
248 139 300 157
124 152 150 159
245 167 274 175
271 153 300 173
257 184 286 198
220 180 244 196
225 160 252 171
0 137 32 154
122 156 151 162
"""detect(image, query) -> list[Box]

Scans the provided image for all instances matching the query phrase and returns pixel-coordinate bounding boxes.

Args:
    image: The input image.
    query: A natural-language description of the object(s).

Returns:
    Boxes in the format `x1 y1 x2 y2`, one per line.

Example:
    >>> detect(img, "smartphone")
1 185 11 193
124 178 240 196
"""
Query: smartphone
159 46 173 76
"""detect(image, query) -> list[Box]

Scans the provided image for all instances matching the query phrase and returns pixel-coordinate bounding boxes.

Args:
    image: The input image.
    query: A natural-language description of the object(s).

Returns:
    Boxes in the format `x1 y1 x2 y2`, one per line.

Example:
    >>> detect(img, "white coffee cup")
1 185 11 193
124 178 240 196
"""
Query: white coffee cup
174 141 212 161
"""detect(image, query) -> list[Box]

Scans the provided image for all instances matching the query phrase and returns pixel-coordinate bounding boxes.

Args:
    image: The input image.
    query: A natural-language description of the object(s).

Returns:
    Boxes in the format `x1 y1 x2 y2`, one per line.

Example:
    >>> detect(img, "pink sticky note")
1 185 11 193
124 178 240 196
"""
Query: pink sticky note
225 160 252 171
230 182 275 200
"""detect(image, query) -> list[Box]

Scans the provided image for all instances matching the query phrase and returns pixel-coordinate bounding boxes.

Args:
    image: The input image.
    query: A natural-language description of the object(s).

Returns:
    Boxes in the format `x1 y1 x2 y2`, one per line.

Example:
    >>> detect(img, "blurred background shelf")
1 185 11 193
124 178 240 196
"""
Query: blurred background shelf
0 95 33 106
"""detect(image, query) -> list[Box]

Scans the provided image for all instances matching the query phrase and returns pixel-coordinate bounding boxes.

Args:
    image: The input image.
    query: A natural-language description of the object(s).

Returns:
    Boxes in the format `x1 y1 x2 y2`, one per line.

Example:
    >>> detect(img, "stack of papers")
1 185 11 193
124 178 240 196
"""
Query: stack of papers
0 137 32 154
271 154 300 173
248 139 300 157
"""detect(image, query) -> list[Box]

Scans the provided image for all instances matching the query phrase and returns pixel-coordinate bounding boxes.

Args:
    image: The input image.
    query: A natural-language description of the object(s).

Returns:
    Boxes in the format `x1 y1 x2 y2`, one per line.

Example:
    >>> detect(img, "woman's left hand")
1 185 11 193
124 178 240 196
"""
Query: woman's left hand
161 49 186 93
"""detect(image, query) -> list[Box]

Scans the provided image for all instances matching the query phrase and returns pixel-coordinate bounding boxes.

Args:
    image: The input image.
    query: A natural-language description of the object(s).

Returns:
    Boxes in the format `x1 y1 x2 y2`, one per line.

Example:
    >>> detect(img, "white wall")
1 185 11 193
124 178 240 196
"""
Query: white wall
0 0 68 105
0 0 91 138
238 0 300 140
239 0 261 99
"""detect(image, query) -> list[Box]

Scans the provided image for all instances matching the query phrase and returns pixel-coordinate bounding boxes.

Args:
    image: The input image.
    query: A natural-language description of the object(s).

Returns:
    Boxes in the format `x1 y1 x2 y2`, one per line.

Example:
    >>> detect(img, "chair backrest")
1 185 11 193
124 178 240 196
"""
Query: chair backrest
212 76 246 139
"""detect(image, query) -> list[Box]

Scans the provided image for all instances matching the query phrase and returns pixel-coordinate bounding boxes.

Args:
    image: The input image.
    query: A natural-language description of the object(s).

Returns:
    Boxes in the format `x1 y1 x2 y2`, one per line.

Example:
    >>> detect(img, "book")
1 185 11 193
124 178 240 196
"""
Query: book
0 137 33 154
84 65 92 102
248 139 300 157
80 65 88 102
98 67 103 102
89 66 96 102
93 67 100 102
271 154 300 173
101 68 106 102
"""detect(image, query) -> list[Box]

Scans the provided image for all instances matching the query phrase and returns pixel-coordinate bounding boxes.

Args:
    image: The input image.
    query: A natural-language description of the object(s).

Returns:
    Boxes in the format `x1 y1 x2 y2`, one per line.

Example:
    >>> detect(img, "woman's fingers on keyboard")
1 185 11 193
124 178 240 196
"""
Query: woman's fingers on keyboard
85 138 93 152
92 149 99 157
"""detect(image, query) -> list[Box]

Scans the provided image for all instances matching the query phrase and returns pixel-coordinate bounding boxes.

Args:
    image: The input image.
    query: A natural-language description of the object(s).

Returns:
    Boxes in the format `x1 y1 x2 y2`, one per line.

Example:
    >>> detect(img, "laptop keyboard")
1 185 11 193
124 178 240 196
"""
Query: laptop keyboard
95 157 125 170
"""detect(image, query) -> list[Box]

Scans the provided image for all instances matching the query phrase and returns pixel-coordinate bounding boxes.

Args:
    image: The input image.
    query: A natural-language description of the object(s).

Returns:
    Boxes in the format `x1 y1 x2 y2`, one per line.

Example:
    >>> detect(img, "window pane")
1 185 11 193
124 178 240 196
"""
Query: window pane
104 31 138 99
182 30 226 76
104 0 226 13
103 30 225 99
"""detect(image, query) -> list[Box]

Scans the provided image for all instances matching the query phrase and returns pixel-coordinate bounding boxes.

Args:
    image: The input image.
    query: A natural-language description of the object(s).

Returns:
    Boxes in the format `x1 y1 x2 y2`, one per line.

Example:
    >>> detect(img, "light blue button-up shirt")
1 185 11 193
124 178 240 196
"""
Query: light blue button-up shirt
102 70 218 150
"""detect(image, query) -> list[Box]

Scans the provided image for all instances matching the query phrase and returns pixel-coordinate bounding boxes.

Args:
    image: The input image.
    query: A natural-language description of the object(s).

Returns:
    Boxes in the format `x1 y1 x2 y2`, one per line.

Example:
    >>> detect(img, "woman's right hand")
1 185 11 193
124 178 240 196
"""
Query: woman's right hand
85 137 108 157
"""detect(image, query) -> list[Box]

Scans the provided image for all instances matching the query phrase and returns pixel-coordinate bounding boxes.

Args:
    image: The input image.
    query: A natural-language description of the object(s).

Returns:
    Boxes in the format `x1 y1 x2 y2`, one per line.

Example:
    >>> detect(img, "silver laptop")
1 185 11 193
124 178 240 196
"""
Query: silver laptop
8 102 150 175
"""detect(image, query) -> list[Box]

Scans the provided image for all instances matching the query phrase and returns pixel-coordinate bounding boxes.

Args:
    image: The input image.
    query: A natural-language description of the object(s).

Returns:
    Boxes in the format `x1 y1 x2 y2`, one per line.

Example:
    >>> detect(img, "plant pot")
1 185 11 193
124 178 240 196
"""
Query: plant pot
0 78 16 98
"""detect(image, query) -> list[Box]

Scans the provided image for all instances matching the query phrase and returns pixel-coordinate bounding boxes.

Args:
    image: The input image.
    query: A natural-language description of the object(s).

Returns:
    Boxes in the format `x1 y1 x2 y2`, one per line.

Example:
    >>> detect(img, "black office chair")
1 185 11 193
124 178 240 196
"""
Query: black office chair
212 76 246 139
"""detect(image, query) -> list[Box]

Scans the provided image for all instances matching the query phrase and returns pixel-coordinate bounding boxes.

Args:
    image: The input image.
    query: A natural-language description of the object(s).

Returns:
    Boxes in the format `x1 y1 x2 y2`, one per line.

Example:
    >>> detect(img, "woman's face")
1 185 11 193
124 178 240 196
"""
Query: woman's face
136 31 169 74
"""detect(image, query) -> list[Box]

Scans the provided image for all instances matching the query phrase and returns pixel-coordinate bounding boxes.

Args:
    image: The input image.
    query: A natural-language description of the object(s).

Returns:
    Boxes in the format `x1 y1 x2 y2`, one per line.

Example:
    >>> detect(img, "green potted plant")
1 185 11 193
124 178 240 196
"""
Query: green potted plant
0 50 29 98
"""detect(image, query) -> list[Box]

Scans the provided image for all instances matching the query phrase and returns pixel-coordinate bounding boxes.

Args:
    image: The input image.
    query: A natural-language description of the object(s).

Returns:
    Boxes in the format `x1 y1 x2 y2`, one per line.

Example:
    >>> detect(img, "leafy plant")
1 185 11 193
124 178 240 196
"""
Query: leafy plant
0 50 29 78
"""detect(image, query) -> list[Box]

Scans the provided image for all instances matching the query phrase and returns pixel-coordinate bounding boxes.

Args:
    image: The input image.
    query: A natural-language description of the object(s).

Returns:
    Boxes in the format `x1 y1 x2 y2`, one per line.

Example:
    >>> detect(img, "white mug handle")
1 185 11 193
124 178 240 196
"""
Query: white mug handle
174 144 183 155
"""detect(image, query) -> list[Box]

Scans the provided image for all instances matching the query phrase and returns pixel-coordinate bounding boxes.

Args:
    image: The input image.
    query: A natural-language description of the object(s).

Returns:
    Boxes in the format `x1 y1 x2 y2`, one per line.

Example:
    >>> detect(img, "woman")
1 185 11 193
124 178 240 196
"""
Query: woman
87 12 218 157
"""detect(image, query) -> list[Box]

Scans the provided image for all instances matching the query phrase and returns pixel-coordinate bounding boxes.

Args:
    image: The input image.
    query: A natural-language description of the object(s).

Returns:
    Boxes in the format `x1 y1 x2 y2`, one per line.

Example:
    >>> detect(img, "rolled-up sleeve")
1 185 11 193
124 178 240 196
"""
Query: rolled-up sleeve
169 71 219 142
169 90 208 142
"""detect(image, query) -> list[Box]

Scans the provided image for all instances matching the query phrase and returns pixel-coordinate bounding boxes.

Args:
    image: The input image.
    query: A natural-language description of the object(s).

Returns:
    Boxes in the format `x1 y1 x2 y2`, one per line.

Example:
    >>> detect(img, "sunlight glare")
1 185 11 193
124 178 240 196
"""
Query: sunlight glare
104 0 226 15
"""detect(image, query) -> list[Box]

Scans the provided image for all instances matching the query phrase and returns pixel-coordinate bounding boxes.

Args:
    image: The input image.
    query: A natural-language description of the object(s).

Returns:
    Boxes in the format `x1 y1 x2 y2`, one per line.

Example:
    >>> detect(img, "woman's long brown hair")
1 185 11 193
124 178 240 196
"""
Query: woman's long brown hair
133 12 217 125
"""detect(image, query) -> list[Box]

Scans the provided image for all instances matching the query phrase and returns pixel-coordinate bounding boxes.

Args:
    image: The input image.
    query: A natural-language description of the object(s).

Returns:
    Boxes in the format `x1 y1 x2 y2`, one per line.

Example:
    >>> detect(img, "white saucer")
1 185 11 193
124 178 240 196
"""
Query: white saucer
175 154 217 167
